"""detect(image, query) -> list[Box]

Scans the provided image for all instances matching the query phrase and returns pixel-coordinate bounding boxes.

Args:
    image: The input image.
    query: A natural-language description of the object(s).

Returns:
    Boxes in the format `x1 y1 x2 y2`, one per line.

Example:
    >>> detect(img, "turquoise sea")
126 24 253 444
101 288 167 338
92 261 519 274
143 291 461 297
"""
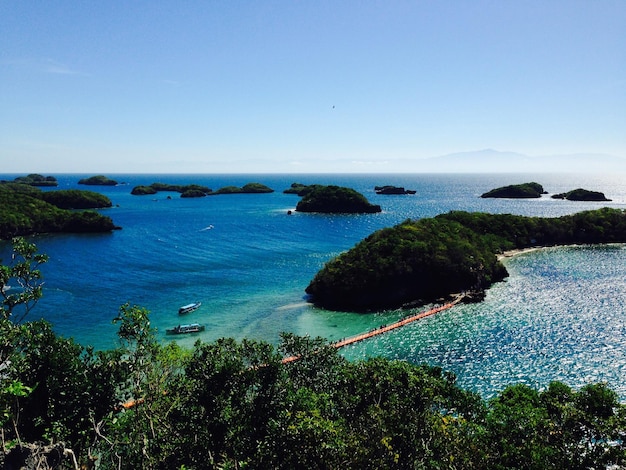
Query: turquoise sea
2 173 625 399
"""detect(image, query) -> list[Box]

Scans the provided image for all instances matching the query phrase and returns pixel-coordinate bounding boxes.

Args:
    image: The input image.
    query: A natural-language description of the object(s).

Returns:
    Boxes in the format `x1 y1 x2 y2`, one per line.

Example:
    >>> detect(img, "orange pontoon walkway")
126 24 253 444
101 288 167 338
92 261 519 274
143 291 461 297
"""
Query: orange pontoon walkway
282 296 463 364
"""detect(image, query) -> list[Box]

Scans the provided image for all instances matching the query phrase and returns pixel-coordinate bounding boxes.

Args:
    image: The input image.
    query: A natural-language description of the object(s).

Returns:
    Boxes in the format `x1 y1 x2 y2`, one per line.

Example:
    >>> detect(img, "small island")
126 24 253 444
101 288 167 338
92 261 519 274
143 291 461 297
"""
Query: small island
10 174 58 187
375 185 416 195
305 207 626 311
78 175 119 186
294 185 382 214
480 182 546 198
208 183 274 195
131 182 212 197
131 182 273 197
283 183 324 196
551 188 611 201
0 184 118 239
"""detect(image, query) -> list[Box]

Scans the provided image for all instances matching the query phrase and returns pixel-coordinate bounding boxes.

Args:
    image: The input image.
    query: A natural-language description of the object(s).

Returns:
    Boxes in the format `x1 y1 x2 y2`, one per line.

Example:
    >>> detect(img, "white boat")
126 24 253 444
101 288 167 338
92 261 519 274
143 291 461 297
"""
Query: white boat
166 323 205 335
178 302 201 314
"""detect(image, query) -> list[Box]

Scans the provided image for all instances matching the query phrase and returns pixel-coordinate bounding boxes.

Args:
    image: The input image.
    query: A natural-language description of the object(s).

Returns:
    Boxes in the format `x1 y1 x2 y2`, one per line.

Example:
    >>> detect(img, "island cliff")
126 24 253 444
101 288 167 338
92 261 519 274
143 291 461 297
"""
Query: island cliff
306 208 626 311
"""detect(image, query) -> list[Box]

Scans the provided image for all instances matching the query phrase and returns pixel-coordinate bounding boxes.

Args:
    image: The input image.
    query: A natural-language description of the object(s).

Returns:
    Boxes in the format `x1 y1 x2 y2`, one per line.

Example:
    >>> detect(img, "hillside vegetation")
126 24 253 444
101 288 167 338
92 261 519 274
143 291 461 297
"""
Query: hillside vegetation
39 189 113 209
306 208 626 311
0 184 117 239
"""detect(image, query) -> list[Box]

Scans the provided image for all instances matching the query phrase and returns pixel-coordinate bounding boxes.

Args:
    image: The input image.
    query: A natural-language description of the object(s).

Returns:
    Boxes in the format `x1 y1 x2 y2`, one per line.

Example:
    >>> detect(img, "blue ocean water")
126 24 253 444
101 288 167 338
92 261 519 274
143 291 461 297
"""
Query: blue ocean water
2 172 625 398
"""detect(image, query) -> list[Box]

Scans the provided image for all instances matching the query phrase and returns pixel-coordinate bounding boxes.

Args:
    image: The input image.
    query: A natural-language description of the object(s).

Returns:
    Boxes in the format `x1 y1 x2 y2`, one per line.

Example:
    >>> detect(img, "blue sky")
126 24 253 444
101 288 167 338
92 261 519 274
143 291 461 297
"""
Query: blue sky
1 1 625 173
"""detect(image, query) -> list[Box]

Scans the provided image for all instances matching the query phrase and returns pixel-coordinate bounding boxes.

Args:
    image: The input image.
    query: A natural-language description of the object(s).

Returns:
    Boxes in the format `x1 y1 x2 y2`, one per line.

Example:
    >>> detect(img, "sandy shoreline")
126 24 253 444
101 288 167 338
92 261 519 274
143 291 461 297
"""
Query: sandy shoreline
497 243 626 261
497 246 545 261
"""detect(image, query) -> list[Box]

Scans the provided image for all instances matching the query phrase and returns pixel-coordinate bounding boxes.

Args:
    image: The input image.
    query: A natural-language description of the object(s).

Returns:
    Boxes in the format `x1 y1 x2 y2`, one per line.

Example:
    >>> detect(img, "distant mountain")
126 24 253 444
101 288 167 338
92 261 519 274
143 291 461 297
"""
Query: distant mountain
413 149 626 173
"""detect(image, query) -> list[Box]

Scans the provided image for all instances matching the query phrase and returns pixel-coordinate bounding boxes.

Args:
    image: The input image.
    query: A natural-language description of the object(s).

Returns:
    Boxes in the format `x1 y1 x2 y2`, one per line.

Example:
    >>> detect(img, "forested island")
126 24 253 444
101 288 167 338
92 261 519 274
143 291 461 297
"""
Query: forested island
293 184 381 214
131 182 213 197
306 208 626 311
130 182 273 197
552 188 612 201
1 237 626 469
283 182 325 195
480 182 547 198
208 182 274 195
78 175 119 186
375 185 417 195
4 173 58 187
481 183 612 202
0 184 118 239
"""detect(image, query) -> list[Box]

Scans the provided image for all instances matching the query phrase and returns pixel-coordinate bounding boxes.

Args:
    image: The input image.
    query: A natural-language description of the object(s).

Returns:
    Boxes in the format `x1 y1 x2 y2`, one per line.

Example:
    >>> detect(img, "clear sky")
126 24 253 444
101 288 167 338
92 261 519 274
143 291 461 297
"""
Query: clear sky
1 1 625 173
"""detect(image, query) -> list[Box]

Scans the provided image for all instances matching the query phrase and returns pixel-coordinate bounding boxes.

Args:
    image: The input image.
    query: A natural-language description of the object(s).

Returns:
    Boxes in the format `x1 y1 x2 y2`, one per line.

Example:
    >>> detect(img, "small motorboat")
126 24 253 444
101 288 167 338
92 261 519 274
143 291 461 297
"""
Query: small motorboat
166 323 205 335
178 302 201 314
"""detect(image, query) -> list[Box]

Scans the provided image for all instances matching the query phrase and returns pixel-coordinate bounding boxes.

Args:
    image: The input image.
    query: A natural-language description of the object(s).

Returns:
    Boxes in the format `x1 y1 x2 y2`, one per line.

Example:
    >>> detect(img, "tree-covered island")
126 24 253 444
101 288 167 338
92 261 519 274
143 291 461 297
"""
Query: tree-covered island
293 184 382 214
5 174 58 187
283 182 324 195
551 188 612 201
208 182 274 195
306 208 626 311
481 182 547 198
78 175 119 186
131 182 212 197
130 182 273 197
375 185 417 195
0 184 118 239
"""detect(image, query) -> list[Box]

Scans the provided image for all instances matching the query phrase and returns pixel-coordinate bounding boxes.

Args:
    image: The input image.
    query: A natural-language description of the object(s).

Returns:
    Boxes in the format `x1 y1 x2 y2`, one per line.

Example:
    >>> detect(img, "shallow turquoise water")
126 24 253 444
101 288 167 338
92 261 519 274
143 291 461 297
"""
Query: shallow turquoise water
1 172 625 398
341 244 626 398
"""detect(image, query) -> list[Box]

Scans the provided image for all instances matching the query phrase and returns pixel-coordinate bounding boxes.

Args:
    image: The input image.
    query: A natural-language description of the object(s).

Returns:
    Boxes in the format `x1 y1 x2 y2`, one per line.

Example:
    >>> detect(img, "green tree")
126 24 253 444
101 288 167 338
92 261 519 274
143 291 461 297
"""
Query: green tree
0 237 48 323
1 238 47 450
97 303 191 469
486 384 552 469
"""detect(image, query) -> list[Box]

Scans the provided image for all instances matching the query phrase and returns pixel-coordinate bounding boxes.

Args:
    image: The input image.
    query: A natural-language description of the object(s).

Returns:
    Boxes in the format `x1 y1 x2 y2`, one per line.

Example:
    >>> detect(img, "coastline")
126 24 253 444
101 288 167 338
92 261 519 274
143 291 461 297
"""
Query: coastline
497 246 545 261
498 242 626 261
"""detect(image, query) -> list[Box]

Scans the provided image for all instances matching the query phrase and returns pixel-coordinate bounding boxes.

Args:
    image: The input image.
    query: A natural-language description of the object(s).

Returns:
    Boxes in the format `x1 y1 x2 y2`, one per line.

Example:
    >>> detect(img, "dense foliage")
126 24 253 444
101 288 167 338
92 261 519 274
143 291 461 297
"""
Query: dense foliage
307 208 626 311
295 185 382 214
0 185 118 240
552 188 611 201
480 182 546 198
40 189 113 209
1 239 626 469
78 175 118 186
